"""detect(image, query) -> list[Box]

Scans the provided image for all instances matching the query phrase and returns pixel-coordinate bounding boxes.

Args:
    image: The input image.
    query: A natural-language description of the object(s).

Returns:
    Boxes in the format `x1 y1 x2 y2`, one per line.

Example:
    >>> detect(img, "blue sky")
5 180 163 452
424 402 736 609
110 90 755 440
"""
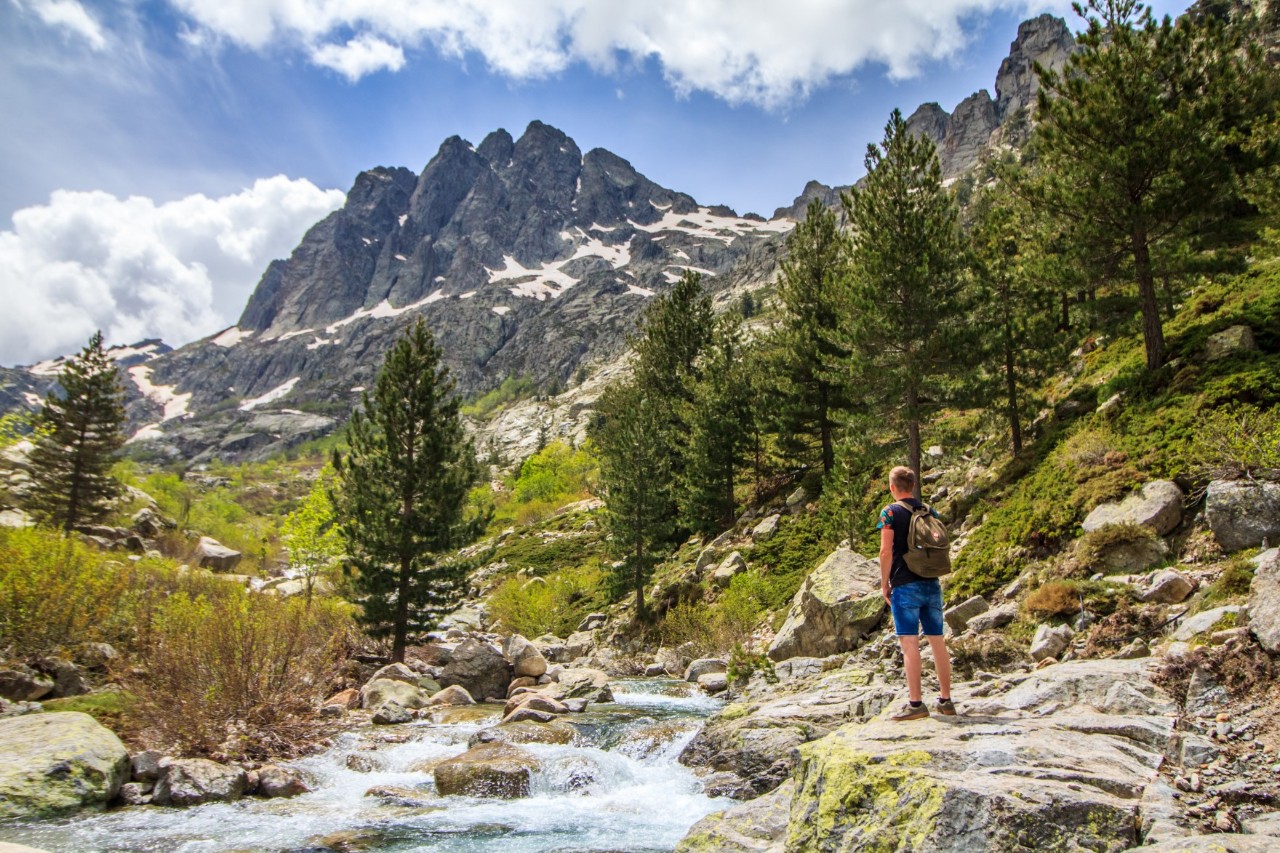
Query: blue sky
0 0 1189 366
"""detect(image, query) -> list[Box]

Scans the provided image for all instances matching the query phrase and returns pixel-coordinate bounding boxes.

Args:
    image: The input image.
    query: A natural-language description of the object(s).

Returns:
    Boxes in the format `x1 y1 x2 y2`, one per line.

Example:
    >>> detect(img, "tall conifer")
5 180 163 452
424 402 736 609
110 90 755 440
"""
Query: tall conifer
331 320 482 662
772 199 851 474
843 110 970 491
1034 0 1270 370
27 331 126 532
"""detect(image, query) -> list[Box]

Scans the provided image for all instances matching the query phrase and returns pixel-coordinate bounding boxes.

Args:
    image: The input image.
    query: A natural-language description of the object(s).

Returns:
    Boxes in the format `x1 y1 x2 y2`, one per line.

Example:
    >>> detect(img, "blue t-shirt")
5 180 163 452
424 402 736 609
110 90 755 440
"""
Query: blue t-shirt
876 499 940 589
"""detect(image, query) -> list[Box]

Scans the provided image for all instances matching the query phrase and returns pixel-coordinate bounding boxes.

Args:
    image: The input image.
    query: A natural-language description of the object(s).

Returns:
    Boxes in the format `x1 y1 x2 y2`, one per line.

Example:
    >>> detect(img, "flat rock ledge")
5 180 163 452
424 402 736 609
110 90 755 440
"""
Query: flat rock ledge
679 659 1179 853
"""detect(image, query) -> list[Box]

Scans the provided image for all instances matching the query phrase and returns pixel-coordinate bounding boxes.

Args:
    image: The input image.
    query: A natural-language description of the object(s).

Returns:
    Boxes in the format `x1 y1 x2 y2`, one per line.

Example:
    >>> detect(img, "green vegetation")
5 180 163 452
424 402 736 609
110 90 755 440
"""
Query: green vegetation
461 375 538 419
482 440 598 528
26 331 126 532
486 563 608 638
332 320 484 661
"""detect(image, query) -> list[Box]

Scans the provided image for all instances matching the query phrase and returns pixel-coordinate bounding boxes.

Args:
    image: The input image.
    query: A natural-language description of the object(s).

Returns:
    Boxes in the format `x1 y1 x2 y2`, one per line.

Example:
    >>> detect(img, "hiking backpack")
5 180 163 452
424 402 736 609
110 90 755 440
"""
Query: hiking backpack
897 499 952 578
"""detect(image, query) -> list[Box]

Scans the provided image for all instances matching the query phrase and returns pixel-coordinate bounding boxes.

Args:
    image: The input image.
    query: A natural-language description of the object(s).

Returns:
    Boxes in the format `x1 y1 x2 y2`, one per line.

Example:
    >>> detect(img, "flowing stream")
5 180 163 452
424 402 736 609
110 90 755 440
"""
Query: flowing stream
2 679 726 853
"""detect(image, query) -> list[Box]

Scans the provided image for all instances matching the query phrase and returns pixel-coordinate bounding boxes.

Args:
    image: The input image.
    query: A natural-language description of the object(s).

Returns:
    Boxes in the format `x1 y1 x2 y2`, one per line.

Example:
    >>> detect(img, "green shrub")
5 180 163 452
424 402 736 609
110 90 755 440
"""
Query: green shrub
1194 555 1255 612
1189 405 1280 480
659 572 768 656
42 691 136 733
747 513 834 611
486 563 608 638
0 528 138 654
1023 580 1083 618
460 375 538 419
727 642 776 685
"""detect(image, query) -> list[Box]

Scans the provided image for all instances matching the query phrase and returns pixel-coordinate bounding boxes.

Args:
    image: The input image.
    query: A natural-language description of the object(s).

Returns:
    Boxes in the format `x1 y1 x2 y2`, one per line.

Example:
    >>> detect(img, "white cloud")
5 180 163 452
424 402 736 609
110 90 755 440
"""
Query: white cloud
310 34 406 80
0 177 345 366
165 0 1044 106
18 0 107 50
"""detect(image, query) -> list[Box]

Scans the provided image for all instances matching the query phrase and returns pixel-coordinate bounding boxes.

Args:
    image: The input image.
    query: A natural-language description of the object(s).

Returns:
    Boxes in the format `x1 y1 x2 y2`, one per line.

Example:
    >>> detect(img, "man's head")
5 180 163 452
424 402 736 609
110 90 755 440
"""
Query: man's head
888 465 916 499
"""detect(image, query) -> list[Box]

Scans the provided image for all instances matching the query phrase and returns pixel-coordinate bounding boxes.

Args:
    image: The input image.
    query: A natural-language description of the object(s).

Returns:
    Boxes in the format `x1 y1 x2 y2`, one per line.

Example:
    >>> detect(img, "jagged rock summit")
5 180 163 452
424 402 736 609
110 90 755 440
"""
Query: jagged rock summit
7 121 790 462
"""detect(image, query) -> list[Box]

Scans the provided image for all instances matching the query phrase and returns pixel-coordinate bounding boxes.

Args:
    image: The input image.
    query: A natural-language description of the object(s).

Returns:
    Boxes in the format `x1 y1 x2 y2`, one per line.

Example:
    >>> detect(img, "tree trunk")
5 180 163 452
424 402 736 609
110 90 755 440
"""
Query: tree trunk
722 466 735 530
819 381 834 475
393 556 411 663
906 383 922 500
1131 227 1166 370
1004 318 1022 455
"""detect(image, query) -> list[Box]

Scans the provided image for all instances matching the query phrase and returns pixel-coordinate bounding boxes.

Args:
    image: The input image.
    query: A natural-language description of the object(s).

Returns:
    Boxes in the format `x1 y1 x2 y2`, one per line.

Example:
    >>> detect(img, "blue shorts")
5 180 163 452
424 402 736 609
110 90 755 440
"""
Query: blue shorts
890 580 945 637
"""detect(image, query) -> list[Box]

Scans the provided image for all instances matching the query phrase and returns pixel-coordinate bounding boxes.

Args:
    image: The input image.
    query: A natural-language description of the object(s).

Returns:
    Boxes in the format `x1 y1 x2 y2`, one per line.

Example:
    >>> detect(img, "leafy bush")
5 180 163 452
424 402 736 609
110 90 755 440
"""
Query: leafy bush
128 588 355 758
747 513 834 611
659 572 768 656
1189 404 1280 480
727 642 776 685
0 528 138 654
460 375 538 419
486 563 608 638
483 441 599 529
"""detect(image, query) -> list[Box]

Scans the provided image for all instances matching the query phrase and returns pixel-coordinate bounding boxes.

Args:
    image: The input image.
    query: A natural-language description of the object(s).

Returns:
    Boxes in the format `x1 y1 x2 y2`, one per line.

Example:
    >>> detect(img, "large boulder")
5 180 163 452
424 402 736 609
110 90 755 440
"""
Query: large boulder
255 764 309 798
943 595 989 633
684 659 728 682
1029 623 1074 662
359 678 432 711
1250 548 1280 653
152 758 248 806
469 719 578 748
0 669 54 702
1081 479 1184 536
0 712 129 819
193 536 242 572
1203 324 1257 360
768 548 885 661
438 638 511 702
780 660 1176 853
433 742 540 798
1141 569 1196 604
542 668 612 703
503 635 548 679
1207 479 1280 553
1172 605 1244 642
752 514 781 542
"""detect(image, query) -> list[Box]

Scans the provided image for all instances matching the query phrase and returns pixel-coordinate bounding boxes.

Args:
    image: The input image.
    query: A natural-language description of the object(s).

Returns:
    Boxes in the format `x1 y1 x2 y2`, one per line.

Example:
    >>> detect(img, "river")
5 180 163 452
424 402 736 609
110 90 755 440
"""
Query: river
1 679 726 853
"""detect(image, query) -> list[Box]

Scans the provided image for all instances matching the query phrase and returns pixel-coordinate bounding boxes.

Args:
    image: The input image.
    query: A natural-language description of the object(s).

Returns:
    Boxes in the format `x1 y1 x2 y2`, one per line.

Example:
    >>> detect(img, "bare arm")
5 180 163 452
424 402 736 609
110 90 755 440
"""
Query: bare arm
879 525 894 605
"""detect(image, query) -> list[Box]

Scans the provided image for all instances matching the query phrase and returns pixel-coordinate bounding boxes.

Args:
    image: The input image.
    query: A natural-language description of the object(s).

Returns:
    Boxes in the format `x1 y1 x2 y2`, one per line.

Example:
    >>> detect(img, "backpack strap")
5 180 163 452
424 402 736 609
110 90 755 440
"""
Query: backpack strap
896 499 929 515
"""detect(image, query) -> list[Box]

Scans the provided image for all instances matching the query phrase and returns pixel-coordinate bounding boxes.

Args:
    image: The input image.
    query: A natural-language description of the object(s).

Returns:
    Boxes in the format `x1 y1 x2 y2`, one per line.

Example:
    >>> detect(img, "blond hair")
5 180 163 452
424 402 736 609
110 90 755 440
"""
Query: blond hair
888 466 916 493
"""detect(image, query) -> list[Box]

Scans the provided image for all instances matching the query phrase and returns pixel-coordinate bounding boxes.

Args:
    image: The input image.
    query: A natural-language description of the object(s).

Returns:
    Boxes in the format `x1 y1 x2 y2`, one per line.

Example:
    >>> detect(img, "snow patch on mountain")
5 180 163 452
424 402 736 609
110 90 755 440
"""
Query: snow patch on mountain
239 377 300 411
323 291 447 334
488 255 579 300
128 365 191 422
212 327 254 348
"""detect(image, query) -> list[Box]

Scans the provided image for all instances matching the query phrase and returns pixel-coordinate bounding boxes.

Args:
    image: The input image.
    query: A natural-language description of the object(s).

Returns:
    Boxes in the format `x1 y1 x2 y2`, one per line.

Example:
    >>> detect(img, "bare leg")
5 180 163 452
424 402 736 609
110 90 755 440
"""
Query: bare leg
926 635 951 699
898 635 923 702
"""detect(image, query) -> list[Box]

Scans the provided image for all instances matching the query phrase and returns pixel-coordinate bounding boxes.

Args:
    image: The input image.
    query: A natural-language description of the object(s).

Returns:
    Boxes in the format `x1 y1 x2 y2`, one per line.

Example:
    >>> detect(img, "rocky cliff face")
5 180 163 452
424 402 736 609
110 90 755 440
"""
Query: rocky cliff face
10 121 792 462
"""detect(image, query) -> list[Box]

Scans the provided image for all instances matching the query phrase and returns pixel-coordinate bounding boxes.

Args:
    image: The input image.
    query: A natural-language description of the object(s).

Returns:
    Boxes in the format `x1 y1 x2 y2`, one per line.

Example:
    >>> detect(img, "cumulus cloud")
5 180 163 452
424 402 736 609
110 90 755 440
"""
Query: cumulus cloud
166 0 1037 107
0 177 345 366
310 34 406 80
16 0 107 50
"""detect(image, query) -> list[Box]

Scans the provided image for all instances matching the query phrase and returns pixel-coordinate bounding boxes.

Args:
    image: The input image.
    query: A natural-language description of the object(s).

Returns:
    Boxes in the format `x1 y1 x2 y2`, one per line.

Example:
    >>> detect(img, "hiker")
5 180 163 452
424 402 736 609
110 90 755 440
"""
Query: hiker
877 465 955 720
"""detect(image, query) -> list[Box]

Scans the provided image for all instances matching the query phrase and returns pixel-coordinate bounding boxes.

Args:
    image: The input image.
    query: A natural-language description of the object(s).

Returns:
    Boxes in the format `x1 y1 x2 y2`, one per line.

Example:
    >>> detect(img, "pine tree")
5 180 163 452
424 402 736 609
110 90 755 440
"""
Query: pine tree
331 320 483 662
970 182 1069 454
772 199 852 474
843 110 970 491
1034 0 1272 370
592 379 674 618
680 315 753 534
27 331 126 532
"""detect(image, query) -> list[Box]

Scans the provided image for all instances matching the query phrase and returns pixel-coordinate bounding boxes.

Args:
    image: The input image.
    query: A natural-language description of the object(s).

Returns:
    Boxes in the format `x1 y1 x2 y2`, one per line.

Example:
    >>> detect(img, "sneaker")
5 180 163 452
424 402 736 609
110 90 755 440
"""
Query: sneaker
891 702 929 722
936 698 957 716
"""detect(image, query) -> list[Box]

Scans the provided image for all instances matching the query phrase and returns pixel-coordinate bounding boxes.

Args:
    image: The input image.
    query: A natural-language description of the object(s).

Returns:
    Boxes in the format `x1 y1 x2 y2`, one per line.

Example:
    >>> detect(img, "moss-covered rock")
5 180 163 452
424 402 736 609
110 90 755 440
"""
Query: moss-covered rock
0 712 128 819
767 548 885 661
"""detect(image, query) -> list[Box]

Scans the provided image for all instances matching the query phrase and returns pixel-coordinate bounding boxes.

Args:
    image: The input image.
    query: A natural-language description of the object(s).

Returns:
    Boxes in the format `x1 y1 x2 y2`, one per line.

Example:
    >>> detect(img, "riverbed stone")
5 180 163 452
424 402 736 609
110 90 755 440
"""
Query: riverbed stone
434 742 540 799
768 547 885 661
152 758 247 806
130 749 165 782
543 668 612 703
698 673 728 694
438 638 510 702
367 662 420 685
469 719 577 748
503 634 548 679
254 764 309 798
360 678 431 711
675 779 793 853
194 536 242 572
372 700 414 724
1206 479 1280 553
1082 479 1184 536
503 693 567 719
685 659 728 682
0 712 129 819
428 684 476 706
1124 838 1280 853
